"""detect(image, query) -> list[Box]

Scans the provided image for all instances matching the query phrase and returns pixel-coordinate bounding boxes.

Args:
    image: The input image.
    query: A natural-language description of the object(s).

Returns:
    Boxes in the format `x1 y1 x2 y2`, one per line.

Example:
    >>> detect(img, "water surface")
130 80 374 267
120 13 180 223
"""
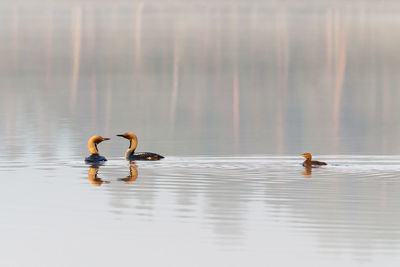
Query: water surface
2 155 400 266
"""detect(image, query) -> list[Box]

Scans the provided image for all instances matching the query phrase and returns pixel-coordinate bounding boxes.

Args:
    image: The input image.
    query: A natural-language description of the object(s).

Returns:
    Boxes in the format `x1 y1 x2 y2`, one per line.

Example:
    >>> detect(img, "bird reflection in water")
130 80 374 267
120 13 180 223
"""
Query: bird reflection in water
302 166 312 177
118 162 138 184
88 164 110 186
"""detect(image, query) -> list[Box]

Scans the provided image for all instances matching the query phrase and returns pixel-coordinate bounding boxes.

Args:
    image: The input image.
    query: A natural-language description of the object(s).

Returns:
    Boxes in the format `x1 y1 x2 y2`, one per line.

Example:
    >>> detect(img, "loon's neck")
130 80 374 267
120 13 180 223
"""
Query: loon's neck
125 148 134 159
88 142 99 155
125 136 138 159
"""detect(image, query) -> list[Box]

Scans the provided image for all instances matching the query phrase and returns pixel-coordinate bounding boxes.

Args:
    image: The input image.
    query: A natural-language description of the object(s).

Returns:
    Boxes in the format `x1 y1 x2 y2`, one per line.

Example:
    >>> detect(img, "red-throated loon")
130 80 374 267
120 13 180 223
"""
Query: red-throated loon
300 153 327 167
85 136 110 162
116 132 164 161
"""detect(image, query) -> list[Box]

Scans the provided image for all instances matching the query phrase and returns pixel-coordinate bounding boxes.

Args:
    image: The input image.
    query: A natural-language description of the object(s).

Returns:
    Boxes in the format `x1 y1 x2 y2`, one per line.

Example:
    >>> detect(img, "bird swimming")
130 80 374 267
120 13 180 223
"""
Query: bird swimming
116 132 164 160
85 135 110 162
300 153 327 167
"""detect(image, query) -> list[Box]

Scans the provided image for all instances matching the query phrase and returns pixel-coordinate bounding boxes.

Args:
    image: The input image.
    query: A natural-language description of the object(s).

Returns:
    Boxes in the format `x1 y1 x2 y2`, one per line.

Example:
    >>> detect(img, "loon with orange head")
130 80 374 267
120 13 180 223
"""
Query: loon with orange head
300 153 327 167
117 132 164 161
85 135 110 162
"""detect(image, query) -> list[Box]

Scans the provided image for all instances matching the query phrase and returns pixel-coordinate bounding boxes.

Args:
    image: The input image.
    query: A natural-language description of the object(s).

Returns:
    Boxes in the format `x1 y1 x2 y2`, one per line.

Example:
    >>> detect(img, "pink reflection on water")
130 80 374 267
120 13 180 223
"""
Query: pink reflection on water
275 10 289 154
332 9 347 137
169 24 182 135
70 6 82 112
231 7 240 152
45 8 53 91
105 79 112 137
135 2 144 71
12 7 19 73
233 69 240 151
90 81 97 132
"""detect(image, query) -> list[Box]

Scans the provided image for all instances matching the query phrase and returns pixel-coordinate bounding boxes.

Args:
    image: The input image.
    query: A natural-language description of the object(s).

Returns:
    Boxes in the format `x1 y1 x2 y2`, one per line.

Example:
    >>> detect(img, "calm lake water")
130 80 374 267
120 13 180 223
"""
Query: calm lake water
1 1 400 266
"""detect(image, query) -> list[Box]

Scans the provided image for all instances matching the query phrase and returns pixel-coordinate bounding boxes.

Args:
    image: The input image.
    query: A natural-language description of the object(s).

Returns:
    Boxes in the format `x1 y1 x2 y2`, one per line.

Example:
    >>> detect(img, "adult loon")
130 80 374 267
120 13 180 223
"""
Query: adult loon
85 136 110 162
300 153 327 167
116 132 164 161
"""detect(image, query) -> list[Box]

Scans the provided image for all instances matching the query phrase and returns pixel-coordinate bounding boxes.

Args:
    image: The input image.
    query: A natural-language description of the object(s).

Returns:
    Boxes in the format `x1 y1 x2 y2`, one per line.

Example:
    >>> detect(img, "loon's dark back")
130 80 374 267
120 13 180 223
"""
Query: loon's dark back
128 152 164 161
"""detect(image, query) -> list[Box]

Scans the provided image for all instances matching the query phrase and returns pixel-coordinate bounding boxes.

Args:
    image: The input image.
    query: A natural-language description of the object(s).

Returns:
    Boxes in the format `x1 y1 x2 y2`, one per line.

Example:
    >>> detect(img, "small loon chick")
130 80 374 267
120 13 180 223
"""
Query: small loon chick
300 153 327 167
116 132 164 161
85 136 110 162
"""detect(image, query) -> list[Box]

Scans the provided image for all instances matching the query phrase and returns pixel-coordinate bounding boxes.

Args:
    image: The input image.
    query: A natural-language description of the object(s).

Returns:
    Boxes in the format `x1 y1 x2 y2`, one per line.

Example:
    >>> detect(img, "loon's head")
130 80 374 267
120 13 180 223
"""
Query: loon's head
117 132 138 148
300 153 312 160
116 132 137 140
117 132 138 157
88 135 110 155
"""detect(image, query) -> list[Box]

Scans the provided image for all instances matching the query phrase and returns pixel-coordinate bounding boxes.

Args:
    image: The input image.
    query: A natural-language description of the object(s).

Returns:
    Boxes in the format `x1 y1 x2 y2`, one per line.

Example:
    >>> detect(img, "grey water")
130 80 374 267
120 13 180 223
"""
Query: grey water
1 1 400 266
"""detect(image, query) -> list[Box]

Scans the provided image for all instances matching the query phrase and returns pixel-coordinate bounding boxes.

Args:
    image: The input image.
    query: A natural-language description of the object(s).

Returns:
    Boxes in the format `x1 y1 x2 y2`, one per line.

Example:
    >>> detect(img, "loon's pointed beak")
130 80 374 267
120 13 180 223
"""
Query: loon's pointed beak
117 134 128 139
299 153 306 157
103 138 110 141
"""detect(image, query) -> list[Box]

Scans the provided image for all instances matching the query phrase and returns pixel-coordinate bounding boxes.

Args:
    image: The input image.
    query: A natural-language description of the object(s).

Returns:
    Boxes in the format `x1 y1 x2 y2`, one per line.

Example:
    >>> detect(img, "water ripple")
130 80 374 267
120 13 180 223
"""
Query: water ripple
2 155 400 265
